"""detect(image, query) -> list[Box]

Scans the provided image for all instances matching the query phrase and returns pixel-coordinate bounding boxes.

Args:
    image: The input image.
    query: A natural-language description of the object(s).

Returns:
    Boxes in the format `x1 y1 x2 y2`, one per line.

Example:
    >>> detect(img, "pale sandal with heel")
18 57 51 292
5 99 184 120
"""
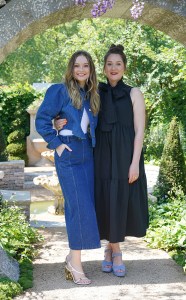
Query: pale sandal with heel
65 256 91 285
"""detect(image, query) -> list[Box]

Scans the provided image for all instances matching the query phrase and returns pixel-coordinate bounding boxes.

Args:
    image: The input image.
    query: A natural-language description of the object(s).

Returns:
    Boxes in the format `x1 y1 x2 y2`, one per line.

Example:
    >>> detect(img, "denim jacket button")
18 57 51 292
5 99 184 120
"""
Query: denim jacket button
89 108 91 111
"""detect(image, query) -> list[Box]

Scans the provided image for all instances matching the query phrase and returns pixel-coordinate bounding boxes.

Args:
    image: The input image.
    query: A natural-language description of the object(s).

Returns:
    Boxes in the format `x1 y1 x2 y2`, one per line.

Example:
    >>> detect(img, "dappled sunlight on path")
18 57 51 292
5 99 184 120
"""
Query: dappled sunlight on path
14 164 186 300
15 227 186 300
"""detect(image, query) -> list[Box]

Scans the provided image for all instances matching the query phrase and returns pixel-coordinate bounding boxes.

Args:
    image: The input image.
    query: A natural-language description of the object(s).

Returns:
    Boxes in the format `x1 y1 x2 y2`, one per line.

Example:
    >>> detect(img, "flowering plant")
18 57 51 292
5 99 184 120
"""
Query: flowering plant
75 0 145 19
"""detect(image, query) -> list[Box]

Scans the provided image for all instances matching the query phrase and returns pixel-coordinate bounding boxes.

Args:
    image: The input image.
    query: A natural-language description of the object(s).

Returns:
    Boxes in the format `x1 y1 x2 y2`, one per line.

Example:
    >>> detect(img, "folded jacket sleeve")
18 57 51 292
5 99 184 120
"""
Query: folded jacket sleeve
35 84 65 150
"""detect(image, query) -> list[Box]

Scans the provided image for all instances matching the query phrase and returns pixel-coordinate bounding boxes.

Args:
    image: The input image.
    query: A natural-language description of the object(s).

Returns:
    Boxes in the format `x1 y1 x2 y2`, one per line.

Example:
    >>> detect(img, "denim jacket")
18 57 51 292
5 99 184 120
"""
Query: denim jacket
35 83 98 149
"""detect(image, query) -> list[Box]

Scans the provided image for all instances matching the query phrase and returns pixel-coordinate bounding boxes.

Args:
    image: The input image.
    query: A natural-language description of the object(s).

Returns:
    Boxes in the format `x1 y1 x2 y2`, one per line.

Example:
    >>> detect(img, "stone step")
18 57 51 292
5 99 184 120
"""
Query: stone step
24 180 43 190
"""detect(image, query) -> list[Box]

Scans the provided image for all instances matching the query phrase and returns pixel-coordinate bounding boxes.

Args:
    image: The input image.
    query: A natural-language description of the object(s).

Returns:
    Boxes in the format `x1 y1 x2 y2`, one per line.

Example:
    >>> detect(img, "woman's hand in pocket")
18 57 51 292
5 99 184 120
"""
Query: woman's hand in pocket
56 144 72 157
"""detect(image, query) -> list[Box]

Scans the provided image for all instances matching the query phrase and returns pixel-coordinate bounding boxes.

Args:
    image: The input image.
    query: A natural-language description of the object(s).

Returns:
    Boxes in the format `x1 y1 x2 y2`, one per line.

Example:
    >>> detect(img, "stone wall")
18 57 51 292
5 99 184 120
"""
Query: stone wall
0 0 186 64
0 160 25 190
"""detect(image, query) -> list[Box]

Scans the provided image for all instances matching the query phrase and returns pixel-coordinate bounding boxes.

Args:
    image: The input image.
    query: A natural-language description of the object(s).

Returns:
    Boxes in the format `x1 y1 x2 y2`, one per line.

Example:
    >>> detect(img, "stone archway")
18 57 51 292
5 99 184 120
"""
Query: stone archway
0 0 186 64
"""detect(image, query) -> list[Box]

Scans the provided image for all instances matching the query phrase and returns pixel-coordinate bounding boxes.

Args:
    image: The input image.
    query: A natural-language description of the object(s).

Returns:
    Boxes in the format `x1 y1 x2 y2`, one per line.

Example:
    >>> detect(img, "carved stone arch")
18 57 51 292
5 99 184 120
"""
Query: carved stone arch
0 0 185 63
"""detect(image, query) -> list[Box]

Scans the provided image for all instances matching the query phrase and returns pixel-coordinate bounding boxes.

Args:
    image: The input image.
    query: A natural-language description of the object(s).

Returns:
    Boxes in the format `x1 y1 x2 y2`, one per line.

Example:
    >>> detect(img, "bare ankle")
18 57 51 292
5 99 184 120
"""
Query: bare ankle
110 243 121 253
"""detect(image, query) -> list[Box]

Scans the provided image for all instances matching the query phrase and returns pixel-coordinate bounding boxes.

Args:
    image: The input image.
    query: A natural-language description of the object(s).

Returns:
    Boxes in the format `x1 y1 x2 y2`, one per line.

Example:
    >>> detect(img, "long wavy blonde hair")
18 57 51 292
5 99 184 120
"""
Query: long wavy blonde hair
65 51 100 115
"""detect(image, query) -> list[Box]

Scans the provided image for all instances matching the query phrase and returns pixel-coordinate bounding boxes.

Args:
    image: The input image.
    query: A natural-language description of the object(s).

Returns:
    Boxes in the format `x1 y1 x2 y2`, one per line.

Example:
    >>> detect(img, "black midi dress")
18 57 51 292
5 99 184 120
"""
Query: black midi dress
94 80 149 243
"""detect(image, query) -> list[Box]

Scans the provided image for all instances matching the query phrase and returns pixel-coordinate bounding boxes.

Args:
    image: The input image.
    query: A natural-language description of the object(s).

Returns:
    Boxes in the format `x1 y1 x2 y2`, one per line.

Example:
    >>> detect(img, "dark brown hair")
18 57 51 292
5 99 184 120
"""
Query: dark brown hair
103 44 127 68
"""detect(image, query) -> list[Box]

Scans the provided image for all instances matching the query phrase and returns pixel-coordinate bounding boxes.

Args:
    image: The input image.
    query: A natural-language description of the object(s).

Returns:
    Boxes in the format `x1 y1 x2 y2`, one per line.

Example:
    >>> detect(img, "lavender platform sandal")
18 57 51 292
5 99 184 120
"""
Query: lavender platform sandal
102 249 113 273
112 252 126 277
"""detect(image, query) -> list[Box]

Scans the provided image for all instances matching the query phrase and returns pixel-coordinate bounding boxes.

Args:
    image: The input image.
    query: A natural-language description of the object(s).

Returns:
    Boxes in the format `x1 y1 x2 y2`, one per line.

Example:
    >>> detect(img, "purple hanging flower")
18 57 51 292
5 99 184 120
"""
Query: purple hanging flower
75 0 145 19
91 0 115 18
130 0 145 19
75 0 87 6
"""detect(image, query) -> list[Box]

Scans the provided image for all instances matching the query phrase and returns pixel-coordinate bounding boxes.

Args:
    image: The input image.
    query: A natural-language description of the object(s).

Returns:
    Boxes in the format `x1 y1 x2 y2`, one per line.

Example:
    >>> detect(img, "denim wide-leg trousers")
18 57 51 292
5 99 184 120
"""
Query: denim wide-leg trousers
55 134 101 250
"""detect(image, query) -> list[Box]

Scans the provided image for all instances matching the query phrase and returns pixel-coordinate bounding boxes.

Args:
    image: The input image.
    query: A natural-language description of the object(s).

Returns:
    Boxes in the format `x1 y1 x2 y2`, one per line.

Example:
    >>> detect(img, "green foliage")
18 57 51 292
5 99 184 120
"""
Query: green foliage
0 204 44 299
6 138 27 163
27 94 44 110
6 129 28 163
0 278 22 300
144 123 167 163
6 142 26 155
0 192 3 208
7 130 25 144
0 203 43 261
18 259 33 290
0 83 37 139
155 117 186 200
145 189 186 272
0 19 185 161
0 84 37 164
0 260 34 299
0 120 7 161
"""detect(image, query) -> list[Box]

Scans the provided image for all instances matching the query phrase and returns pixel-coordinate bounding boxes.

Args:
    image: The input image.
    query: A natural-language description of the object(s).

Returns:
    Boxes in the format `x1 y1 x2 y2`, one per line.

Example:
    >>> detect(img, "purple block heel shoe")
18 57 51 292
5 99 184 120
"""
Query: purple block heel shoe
102 249 113 273
112 252 126 277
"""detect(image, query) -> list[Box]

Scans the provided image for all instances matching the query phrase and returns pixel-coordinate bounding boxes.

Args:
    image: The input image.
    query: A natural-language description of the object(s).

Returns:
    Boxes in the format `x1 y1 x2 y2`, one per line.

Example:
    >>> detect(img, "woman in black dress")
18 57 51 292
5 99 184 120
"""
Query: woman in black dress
94 45 148 277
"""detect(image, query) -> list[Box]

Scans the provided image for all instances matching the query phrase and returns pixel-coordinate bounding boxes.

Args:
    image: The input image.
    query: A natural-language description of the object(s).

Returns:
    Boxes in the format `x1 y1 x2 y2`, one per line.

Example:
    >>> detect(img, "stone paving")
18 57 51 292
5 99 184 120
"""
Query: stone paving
14 164 186 300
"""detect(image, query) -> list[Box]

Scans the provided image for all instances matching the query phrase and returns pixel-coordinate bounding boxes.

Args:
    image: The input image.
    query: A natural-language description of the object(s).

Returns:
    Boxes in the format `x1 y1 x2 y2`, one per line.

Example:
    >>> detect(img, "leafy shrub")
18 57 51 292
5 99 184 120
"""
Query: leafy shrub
6 142 26 155
0 260 34 299
0 203 44 299
6 130 28 163
0 192 3 208
0 84 38 165
145 188 186 272
27 95 43 111
7 130 25 144
0 120 7 161
144 123 167 163
18 259 34 290
0 84 37 139
0 278 22 300
0 203 43 261
6 141 27 164
155 117 186 200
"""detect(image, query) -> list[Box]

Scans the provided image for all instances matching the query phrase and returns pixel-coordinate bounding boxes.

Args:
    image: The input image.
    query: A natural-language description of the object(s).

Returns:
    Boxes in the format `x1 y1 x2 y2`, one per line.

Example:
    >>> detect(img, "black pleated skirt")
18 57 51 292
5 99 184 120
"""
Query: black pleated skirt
94 124 149 243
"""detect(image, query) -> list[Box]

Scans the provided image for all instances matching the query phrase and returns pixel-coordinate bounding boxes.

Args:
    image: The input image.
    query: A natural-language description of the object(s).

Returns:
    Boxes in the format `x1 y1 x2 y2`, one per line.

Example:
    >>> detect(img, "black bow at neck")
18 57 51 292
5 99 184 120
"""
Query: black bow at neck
98 80 131 131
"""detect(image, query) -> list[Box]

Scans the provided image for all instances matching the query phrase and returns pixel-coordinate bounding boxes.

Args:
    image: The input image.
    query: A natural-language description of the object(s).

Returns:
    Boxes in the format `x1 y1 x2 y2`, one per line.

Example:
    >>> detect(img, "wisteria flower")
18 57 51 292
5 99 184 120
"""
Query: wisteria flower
75 0 145 19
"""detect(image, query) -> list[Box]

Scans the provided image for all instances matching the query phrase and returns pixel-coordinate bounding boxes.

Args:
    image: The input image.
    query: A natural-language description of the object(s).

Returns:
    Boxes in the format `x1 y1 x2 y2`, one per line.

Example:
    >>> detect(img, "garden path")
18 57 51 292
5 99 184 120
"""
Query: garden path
15 165 186 300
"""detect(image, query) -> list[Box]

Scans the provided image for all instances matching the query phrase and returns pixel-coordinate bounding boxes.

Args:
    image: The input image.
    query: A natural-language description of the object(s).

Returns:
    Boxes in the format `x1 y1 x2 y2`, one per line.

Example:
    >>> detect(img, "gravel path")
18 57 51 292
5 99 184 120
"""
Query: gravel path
14 164 186 299
15 226 186 300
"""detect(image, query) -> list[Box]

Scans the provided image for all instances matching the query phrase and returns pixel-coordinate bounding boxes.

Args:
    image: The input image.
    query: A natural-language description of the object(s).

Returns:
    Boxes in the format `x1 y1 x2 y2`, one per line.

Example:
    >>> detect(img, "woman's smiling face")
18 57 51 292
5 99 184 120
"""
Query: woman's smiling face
104 53 125 86
73 55 90 87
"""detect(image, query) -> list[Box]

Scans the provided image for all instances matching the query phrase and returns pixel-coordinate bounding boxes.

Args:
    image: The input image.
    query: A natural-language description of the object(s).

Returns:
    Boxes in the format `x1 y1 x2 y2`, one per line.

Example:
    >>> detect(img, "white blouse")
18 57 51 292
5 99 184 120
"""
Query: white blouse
59 108 89 136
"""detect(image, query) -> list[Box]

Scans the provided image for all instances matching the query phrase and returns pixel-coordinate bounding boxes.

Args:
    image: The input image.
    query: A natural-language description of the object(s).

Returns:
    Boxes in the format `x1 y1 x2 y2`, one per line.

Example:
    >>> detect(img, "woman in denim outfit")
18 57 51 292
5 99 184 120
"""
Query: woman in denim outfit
35 51 101 285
